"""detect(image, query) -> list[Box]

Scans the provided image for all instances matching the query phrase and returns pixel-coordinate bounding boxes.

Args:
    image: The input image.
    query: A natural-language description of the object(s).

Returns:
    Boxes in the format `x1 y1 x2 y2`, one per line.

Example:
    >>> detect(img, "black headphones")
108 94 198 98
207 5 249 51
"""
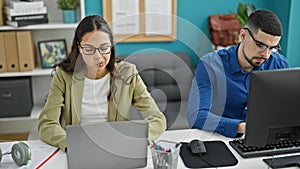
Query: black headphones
0 142 31 166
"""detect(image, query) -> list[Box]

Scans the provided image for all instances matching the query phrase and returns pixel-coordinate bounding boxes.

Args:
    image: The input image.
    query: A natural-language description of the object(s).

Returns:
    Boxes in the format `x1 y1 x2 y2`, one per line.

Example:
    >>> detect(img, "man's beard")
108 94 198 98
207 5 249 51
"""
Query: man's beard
242 47 267 67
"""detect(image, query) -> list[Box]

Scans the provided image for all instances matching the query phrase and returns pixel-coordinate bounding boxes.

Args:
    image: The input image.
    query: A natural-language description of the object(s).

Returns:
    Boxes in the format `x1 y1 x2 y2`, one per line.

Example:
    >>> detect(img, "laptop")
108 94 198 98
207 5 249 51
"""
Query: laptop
66 120 149 169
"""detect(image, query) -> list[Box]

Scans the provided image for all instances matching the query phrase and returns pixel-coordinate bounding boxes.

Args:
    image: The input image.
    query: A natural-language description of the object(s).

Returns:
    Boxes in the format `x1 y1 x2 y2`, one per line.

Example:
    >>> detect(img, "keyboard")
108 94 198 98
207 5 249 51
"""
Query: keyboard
229 139 300 158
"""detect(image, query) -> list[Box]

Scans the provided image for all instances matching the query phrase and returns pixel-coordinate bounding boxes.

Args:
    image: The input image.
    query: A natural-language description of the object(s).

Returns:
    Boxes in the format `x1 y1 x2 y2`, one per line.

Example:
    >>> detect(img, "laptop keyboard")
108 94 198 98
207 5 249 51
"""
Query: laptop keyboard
229 139 300 158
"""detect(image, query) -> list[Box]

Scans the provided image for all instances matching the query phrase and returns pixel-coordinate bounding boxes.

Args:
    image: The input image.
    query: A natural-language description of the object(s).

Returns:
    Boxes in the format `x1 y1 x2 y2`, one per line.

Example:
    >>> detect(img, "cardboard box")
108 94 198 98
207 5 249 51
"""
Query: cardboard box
16 31 36 71
0 133 29 142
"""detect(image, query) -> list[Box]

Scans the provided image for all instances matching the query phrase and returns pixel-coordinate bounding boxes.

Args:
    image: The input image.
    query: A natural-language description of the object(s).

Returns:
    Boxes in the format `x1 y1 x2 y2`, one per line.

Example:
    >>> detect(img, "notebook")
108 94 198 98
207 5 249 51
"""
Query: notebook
66 120 149 169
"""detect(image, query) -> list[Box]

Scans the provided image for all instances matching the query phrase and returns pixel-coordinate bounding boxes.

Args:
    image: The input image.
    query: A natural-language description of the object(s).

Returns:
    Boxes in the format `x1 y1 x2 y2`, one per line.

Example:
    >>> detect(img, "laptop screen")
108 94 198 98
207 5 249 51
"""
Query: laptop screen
66 120 148 169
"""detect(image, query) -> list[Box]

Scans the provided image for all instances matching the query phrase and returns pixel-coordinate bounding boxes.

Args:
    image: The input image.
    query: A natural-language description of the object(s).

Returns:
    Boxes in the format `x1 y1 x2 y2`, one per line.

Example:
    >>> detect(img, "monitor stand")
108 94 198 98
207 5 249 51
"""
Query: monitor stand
263 155 300 168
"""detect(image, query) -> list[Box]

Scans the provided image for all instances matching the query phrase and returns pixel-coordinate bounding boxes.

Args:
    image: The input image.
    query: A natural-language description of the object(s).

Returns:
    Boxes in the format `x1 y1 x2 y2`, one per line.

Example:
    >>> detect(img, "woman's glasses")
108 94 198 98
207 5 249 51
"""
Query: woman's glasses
79 44 112 55
244 28 281 53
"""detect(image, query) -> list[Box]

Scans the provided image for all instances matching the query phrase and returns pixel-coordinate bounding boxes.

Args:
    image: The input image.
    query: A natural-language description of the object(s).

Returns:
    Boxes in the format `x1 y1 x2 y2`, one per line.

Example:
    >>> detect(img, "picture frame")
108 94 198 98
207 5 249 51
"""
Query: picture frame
38 39 67 68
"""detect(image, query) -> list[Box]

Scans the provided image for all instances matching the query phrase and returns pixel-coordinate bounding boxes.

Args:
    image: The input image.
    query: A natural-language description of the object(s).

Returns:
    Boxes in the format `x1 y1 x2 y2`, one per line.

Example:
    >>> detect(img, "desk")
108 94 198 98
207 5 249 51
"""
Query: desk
0 129 299 169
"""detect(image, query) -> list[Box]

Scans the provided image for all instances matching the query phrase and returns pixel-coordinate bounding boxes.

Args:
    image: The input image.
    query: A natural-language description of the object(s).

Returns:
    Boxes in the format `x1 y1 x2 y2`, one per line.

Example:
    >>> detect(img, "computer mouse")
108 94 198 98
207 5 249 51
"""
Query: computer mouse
188 139 207 154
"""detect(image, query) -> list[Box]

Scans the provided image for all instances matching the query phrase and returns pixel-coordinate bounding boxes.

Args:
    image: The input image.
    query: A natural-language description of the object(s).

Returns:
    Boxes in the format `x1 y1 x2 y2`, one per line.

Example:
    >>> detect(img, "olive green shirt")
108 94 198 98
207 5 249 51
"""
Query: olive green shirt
38 61 166 151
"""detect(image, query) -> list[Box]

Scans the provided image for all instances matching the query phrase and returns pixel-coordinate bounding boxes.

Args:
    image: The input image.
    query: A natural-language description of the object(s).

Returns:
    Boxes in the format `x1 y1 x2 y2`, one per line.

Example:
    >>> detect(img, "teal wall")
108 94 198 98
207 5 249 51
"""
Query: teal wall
286 0 300 67
269 0 291 59
84 0 297 67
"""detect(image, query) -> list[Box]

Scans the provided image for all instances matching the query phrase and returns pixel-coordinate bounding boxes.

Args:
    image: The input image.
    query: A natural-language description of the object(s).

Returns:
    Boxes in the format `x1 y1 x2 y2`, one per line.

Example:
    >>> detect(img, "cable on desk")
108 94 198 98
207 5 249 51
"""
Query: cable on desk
267 154 274 169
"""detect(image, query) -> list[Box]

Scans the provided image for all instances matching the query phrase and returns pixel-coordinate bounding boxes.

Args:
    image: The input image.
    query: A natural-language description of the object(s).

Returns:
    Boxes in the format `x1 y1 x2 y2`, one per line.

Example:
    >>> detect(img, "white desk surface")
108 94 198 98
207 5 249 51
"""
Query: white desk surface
0 129 299 169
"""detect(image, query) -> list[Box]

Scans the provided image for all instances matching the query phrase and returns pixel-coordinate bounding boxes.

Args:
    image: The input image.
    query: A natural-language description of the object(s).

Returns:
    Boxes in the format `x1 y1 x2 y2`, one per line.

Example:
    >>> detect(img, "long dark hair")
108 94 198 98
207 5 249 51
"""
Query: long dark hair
56 15 116 74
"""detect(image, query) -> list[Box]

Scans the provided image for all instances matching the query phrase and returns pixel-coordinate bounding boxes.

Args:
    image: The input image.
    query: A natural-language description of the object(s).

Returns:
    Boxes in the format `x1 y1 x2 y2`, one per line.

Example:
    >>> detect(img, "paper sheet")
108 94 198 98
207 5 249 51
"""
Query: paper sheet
145 0 172 35
112 0 140 34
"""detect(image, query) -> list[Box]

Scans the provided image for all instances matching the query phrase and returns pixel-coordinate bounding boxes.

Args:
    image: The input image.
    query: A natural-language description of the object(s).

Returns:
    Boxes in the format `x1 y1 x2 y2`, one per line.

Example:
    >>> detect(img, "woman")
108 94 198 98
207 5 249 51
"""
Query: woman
38 15 167 151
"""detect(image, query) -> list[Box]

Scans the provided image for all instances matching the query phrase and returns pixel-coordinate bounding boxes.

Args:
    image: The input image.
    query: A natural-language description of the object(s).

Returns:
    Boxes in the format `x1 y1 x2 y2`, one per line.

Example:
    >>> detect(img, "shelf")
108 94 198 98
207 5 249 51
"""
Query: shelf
0 0 85 31
0 0 85 135
0 23 78 31
0 68 53 77
0 103 44 122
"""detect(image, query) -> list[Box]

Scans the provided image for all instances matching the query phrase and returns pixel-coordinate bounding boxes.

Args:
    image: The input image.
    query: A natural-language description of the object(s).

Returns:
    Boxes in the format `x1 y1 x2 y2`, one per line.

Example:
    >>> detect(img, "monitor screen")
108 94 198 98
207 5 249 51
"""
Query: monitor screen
245 68 300 146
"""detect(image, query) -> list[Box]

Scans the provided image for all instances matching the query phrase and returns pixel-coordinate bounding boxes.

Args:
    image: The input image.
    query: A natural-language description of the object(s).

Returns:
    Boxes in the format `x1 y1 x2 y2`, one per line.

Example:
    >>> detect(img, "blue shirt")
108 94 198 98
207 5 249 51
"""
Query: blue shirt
187 44 290 138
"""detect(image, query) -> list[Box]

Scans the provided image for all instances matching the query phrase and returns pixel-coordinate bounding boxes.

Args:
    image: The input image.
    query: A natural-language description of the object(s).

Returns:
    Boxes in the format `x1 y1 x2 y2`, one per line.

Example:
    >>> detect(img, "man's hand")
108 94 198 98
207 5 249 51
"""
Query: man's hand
237 122 246 134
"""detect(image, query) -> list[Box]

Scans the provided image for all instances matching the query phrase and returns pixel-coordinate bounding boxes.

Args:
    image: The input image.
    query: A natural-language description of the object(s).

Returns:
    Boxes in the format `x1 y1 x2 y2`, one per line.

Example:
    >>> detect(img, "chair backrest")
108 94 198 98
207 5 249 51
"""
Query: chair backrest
119 52 194 130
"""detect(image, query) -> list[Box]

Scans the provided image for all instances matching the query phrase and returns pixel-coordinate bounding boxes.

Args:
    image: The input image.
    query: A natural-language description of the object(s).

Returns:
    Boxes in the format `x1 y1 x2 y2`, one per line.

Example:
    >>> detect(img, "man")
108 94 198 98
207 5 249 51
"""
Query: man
187 9 290 138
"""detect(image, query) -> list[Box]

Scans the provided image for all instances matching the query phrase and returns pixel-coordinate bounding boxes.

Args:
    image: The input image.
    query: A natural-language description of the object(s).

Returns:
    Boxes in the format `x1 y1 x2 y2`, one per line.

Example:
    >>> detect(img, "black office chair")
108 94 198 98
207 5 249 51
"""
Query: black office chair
120 52 194 130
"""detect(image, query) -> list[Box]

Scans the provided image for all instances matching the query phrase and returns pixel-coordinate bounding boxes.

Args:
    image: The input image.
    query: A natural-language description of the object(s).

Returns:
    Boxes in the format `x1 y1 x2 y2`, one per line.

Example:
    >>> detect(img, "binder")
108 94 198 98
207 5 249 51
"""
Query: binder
0 0 4 26
3 31 20 72
0 32 7 72
16 31 36 72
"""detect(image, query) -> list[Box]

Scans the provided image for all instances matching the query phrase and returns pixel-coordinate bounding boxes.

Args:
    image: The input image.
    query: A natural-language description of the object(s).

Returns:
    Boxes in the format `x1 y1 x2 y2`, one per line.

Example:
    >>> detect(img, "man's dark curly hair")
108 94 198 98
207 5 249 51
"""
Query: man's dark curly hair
244 9 282 36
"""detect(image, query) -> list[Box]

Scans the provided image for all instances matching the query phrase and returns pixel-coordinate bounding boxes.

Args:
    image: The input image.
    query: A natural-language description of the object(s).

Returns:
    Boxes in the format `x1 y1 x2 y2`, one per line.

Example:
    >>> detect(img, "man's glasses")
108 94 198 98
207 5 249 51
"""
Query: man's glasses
79 44 112 55
244 28 281 53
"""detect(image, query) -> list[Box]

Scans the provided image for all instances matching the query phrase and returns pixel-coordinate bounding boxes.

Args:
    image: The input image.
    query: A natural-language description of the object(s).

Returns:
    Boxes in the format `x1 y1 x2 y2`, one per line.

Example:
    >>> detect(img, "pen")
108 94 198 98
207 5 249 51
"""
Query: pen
151 140 171 152
151 140 159 149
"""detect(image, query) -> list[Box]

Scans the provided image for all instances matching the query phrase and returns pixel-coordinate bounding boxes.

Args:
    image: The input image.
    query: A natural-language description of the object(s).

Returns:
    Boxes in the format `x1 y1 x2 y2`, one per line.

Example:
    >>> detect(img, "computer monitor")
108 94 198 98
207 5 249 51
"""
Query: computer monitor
245 68 300 146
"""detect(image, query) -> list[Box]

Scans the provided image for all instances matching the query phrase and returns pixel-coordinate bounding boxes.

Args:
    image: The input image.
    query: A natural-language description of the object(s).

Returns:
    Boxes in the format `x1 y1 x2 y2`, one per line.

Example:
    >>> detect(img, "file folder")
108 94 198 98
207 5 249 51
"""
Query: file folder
16 31 36 72
0 32 7 72
4 31 19 72
0 0 4 26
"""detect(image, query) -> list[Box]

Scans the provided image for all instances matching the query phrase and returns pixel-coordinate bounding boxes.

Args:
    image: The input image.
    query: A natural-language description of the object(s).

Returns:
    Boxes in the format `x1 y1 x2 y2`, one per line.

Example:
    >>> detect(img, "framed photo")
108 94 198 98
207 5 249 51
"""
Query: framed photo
38 39 67 68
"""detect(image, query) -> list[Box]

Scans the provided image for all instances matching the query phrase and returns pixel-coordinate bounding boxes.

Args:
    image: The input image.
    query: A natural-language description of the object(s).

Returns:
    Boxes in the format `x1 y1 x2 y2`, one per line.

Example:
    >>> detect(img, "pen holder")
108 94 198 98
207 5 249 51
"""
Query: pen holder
151 140 181 169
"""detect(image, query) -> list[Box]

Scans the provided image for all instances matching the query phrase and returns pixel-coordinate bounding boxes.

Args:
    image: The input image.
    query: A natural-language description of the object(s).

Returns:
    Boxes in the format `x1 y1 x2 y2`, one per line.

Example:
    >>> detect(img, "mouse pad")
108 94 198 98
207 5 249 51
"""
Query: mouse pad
180 141 238 168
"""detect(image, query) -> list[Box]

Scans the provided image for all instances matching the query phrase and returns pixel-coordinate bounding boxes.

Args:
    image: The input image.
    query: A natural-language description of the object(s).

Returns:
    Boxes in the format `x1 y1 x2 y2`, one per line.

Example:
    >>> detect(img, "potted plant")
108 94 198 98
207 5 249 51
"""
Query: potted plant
237 3 256 27
57 0 80 23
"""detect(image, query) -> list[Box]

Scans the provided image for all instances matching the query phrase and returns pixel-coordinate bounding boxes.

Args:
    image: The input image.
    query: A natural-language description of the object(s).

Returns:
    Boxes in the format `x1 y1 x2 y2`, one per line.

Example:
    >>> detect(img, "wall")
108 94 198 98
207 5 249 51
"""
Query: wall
286 0 300 67
268 0 291 64
84 0 294 67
